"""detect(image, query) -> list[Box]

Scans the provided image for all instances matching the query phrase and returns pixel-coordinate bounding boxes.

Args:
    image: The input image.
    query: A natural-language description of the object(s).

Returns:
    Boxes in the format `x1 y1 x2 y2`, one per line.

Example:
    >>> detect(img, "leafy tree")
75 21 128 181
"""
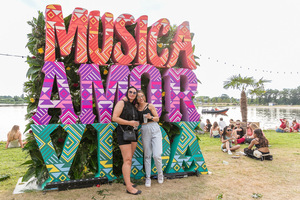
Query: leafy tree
223 74 270 122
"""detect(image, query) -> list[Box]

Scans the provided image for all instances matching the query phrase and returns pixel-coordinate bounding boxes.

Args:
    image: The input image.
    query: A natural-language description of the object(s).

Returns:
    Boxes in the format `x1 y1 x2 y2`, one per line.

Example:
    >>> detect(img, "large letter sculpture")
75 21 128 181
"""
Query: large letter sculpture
92 123 117 180
130 64 162 117
88 11 114 65
44 5 88 63
147 18 170 67
32 61 78 125
31 5 208 190
165 122 207 174
78 64 130 124
31 124 86 189
134 15 148 65
112 14 137 65
166 22 196 69
163 68 200 122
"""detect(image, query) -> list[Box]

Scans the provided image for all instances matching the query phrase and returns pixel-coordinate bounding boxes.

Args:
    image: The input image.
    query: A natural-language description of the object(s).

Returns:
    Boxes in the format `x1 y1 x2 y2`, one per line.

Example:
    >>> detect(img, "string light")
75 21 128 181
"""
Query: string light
0 53 26 58
200 53 299 75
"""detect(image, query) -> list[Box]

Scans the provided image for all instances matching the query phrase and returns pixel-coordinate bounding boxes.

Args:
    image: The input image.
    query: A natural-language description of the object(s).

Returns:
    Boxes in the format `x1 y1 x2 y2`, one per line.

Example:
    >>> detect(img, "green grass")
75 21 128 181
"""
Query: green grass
1 130 300 195
0 142 28 191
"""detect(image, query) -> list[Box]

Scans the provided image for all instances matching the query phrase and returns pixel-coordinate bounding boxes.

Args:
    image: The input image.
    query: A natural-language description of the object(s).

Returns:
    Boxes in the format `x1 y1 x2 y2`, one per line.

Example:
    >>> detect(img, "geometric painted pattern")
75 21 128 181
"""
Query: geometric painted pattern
130 127 144 179
130 65 162 117
147 18 170 67
166 21 196 70
31 123 86 189
32 61 78 125
88 11 114 65
92 123 117 181
165 122 208 174
163 68 200 122
134 15 148 65
112 14 137 65
44 5 88 63
78 64 130 124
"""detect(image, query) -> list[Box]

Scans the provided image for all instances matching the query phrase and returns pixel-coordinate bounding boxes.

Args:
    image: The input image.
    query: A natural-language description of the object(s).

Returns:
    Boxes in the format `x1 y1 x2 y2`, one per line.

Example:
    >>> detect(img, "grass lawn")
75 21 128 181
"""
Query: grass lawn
0 131 300 200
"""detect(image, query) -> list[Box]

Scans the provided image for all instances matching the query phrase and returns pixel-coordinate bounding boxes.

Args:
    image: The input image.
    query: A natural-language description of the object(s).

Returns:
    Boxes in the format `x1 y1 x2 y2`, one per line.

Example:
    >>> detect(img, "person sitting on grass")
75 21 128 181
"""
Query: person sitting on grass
5 125 24 149
204 119 212 132
244 128 272 160
221 126 240 155
233 121 245 144
244 123 260 144
210 121 221 138
284 120 290 132
290 120 300 132
198 119 205 134
276 118 287 133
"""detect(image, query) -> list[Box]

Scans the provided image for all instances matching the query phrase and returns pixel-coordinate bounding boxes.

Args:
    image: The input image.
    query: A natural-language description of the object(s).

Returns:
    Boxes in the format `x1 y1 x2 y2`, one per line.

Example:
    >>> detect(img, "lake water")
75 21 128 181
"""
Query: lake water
198 106 300 130
1 105 300 141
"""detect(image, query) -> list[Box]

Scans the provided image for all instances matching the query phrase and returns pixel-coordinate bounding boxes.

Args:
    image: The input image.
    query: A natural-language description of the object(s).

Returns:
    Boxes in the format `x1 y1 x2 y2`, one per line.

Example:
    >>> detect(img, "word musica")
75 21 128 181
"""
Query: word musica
31 4 207 189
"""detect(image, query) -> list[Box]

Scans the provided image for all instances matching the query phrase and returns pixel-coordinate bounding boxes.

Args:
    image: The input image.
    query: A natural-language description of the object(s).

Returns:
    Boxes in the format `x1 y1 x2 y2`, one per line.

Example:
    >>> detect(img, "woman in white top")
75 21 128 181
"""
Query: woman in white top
5 125 24 148
210 121 221 138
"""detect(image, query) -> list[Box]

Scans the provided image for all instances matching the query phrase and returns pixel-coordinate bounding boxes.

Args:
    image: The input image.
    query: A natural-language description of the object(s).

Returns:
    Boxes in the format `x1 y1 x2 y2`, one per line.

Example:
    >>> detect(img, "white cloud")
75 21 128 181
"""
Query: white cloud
1 0 300 98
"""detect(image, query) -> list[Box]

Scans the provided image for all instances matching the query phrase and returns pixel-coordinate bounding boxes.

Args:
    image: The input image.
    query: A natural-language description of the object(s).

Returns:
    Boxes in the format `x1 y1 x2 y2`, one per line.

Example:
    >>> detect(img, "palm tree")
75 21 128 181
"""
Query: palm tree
223 74 270 123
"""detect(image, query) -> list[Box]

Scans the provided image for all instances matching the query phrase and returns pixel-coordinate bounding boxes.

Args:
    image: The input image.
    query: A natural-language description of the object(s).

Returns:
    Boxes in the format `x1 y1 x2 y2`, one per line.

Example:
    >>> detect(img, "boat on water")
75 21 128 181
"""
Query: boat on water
201 108 229 114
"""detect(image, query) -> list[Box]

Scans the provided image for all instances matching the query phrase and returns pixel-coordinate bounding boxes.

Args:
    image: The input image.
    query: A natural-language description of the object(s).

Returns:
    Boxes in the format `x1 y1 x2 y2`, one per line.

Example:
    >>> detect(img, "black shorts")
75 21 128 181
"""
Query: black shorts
116 129 138 145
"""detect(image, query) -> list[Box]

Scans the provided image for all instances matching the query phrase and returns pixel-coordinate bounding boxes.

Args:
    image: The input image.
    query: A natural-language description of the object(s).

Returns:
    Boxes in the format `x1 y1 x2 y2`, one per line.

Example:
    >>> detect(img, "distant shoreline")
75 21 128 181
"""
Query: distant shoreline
0 104 27 107
197 104 300 109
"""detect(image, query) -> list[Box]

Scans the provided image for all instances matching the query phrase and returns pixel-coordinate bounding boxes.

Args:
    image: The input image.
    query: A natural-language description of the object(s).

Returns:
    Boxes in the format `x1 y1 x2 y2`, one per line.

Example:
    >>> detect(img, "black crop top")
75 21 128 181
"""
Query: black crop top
137 104 153 124
117 100 139 131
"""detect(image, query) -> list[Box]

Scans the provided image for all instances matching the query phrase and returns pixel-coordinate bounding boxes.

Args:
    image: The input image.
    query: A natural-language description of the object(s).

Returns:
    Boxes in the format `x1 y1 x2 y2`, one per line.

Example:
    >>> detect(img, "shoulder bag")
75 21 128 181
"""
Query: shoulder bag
120 104 137 141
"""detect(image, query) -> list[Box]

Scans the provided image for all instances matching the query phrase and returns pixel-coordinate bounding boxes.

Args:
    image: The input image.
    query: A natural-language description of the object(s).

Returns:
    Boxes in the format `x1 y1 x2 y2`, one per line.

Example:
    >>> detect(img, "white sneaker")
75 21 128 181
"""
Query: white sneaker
228 150 232 155
145 177 151 187
158 174 164 184
222 149 227 153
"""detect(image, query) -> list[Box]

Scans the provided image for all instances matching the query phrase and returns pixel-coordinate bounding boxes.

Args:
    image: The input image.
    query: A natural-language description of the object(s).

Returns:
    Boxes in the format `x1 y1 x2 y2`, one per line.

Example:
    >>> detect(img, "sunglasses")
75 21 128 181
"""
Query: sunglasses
128 91 136 95
236 124 240 125
227 129 232 131
137 95 144 99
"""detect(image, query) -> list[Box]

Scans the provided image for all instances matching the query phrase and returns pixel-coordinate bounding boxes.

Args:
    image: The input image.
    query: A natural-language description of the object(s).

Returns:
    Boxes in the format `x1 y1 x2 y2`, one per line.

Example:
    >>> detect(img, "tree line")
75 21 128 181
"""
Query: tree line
0 94 25 104
195 86 300 106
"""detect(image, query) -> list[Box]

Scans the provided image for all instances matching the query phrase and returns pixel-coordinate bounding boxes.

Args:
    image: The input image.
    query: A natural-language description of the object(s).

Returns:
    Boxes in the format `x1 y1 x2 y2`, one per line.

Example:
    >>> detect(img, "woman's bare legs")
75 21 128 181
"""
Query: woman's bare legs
119 144 138 194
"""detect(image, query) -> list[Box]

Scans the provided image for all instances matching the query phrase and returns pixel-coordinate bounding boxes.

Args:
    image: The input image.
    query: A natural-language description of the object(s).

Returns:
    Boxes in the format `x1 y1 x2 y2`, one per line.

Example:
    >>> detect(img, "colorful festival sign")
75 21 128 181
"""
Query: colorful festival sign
31 4 207 189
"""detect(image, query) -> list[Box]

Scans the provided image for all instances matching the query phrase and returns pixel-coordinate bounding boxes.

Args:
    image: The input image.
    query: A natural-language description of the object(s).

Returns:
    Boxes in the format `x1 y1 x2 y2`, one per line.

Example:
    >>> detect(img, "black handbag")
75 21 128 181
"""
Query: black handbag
120 105 137 141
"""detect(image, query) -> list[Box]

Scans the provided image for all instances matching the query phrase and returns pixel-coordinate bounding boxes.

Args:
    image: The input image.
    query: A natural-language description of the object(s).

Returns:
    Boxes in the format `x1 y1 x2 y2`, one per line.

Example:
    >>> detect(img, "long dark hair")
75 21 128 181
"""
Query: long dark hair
126 86 138 105
212 121 218 129
222 126 230 139
254 128 269 147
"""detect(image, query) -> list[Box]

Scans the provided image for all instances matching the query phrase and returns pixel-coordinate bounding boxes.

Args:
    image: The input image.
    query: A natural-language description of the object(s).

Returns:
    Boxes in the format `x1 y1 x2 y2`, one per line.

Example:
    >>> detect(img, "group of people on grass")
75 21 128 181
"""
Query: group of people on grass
200 118 272 160
275 118 300 133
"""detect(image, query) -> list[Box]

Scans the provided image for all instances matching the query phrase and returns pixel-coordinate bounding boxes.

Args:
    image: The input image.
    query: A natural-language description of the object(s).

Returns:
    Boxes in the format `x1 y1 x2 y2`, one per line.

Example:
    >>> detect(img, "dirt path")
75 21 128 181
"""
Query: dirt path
2 145 300 200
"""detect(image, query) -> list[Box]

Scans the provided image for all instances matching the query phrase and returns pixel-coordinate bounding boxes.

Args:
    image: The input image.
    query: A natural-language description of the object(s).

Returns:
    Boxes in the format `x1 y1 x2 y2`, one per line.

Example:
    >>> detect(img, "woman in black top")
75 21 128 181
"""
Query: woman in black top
244 128 271 160
205 119 212 132
112 86 141 195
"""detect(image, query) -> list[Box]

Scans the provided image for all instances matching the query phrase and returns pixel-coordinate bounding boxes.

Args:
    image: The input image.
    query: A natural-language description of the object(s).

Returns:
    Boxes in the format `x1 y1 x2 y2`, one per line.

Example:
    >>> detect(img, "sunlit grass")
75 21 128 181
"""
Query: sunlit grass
0 142 28 192
1 130 300 199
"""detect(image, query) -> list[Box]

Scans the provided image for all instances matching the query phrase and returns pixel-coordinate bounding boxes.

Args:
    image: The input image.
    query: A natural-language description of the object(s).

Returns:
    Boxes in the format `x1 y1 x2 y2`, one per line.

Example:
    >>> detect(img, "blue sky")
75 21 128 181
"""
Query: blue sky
1 0 300 98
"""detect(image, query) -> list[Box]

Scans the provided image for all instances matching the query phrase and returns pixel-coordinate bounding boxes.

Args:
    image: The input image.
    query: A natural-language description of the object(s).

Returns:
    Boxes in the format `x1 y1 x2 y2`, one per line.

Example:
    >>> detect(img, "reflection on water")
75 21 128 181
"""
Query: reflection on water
1 105 300 141
199 106 300 130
